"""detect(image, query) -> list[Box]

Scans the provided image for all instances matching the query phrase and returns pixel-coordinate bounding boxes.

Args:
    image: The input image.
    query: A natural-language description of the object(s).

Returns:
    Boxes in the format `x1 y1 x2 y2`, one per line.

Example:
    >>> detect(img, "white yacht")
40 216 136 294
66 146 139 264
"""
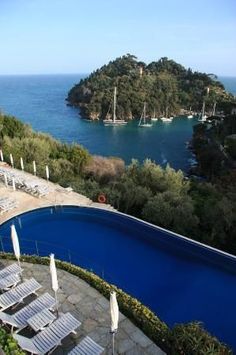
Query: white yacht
138 102 153 127
151 109 158 121
103 87 127 126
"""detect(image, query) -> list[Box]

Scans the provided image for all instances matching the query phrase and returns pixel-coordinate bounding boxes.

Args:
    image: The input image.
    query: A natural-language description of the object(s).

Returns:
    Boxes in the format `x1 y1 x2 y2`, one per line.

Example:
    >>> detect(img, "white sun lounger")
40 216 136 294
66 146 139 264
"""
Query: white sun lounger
0 273 20 291
68 336 104 355
0 263 22 279
0 278 41 311
0 167 51 197
0 292 56 332
14 312 81 354
0 198 18 214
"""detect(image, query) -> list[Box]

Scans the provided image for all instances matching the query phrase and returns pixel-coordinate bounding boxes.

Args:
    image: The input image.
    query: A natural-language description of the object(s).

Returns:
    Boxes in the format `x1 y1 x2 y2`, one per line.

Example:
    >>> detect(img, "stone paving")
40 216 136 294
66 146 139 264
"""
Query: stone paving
0 260 165 355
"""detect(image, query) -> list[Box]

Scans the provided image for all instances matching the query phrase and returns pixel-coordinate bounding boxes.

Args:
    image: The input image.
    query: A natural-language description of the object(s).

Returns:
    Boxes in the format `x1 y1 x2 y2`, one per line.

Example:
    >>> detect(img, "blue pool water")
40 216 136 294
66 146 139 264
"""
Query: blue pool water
0 206 236 350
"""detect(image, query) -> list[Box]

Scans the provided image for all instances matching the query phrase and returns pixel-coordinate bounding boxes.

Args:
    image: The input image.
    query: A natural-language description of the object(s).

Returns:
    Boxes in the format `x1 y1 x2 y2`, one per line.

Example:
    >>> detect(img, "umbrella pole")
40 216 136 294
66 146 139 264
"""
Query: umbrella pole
17 258 23 282
112 332 115 355
55 290 59 317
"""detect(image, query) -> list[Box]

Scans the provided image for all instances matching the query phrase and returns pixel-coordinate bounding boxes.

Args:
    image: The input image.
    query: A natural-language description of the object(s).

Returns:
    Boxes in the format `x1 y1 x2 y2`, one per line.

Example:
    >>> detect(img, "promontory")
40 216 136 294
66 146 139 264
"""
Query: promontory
66 54 233 120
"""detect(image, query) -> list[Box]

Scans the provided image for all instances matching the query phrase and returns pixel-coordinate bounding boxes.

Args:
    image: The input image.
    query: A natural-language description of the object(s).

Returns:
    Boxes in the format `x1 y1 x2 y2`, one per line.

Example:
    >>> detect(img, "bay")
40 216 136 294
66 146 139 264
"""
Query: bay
0 74 235 170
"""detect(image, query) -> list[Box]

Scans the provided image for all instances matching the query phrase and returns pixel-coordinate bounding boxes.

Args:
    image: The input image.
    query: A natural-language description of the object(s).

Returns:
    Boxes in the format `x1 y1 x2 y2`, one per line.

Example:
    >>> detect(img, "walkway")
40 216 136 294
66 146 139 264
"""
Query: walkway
0 259 165 355
0 162 115 225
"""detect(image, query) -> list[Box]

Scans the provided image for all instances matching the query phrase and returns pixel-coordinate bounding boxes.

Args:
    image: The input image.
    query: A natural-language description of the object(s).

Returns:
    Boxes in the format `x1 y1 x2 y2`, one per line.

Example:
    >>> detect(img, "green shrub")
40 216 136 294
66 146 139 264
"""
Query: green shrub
168 322 231 355
0 328 25 355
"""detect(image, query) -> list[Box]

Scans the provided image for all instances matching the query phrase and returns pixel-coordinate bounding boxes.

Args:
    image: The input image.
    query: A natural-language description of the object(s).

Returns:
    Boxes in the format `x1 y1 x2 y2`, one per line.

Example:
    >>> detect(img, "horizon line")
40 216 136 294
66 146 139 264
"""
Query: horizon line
0 72 235 78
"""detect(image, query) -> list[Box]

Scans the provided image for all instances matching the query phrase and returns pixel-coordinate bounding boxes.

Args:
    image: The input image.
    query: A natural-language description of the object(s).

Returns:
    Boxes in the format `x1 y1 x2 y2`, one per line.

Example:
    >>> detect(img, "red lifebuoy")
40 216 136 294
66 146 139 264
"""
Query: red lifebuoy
98 193 106 204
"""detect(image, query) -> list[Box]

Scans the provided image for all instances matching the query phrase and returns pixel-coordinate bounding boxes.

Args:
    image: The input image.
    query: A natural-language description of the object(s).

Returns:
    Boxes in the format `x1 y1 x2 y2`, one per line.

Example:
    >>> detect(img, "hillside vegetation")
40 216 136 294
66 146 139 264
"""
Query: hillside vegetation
0 113 235 352
67 54 233 120
0 113 235 255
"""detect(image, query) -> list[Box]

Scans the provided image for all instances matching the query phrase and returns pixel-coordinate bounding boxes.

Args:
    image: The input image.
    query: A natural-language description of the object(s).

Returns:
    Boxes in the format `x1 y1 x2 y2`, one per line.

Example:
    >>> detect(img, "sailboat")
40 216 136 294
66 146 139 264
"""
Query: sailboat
103 87 127 126
198 101 207 122
138 103 153 127
187 106 193 119
160 106 173 122
212 102 217 116
151 109 158 121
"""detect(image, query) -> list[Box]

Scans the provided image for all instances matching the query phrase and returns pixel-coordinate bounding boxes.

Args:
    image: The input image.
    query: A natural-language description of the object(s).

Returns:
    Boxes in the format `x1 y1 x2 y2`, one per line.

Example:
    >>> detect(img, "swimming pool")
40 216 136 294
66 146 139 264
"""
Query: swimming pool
0 206 235 350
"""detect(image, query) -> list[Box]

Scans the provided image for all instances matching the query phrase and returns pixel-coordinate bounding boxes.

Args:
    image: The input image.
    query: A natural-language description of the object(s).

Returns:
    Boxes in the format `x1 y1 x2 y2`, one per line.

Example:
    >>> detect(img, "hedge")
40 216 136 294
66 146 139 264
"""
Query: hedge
0 253 232 354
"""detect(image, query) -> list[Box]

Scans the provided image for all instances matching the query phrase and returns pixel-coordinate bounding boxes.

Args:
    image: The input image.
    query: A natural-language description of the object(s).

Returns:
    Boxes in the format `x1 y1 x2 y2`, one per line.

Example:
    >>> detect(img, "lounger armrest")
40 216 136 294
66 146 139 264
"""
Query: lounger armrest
0 312 19 328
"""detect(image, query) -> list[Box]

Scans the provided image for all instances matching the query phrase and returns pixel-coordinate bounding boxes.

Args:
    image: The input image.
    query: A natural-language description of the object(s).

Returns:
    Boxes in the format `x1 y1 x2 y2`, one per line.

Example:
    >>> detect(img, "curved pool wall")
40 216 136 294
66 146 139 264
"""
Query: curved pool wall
0 206 235 350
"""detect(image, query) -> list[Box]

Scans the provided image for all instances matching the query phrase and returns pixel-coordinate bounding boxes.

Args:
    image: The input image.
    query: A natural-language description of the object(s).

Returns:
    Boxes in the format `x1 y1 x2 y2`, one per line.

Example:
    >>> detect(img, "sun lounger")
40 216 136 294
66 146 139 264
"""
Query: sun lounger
0 273 20 291
68 336 104 355
27 308 56 332
0 278 41 311
14 312 81 354
0 293 55 332
0 197 18 214
0 263 22 279
0 166 51 197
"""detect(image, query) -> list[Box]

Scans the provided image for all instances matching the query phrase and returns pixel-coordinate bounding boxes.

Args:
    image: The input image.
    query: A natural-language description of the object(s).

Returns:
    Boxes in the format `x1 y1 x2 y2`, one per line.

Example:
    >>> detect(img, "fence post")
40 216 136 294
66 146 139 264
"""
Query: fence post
0 237 5 253
68 250 72 264
35 240 39 256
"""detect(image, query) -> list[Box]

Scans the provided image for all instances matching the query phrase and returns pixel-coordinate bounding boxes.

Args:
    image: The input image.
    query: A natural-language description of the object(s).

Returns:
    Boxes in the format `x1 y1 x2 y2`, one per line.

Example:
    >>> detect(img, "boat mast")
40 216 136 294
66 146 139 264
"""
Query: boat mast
166 105 168 118
212 101 216 116
202 101 205 117
143 102 147 124
113 87 117 122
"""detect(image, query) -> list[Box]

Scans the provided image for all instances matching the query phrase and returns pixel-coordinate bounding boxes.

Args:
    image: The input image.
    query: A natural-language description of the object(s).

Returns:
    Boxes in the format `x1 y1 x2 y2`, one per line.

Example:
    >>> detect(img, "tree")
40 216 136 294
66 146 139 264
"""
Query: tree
142 191 198 235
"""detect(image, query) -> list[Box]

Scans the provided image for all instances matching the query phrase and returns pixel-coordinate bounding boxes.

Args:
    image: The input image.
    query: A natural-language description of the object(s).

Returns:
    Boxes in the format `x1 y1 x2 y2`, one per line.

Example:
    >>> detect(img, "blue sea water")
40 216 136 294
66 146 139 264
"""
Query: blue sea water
220 76 236 95
0 74 235 170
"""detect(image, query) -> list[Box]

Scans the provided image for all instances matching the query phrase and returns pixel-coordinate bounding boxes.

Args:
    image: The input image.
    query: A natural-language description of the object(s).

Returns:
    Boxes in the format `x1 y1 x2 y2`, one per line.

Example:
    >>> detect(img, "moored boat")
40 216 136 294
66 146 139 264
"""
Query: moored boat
104 87 127 126
138 103 153 127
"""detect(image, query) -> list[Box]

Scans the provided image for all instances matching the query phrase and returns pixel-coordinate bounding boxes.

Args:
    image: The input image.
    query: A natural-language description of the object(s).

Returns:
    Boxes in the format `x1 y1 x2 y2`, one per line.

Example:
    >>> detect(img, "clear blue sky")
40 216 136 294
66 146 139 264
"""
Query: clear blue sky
0 0 235 76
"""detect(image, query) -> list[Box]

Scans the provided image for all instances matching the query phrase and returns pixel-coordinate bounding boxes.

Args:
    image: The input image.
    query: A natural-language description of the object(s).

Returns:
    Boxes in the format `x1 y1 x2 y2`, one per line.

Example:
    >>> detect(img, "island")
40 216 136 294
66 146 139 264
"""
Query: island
66 54 233 120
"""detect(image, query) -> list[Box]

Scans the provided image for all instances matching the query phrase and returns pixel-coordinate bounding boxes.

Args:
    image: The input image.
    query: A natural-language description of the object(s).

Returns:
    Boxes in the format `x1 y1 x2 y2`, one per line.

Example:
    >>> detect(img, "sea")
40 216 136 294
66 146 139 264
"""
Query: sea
0 74 235 171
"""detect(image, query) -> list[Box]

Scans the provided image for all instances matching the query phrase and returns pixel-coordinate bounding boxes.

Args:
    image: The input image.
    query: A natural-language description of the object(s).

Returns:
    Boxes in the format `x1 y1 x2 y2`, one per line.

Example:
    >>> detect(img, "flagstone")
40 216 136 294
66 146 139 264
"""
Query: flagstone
0 258 165 354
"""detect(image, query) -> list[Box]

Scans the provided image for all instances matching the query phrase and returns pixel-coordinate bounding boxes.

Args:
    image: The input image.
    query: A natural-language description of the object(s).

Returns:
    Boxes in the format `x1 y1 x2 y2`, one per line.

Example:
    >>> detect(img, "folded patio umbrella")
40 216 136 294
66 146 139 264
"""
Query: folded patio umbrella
50 253 59 315
10 225 21 275
110 291 119 355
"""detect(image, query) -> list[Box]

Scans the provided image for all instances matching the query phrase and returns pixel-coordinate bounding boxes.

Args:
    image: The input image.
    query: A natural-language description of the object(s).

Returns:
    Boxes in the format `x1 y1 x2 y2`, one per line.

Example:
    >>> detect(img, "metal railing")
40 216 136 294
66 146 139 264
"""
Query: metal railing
0 235 111 282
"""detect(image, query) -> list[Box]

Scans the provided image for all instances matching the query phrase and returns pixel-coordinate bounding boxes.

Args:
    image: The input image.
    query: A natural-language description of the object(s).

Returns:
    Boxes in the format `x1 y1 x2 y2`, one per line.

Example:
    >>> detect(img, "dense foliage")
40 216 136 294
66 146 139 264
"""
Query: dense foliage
0 254 231 354
0 113 236 254
168 322 231 355
67 54 233 120
190 115 236 253
0 114 90 184
0 328 25 355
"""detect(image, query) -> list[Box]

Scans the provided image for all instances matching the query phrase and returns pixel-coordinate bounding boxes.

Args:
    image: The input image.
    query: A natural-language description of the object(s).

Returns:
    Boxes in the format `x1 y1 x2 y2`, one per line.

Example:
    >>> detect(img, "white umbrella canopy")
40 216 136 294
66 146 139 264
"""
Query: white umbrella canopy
10 153 14 167
46 165 49 181
110 291 119 332
20 157 24 171
50 254 59 314
10 224 21 262
33 161 37 175
110 291 119 354
0 149 4 162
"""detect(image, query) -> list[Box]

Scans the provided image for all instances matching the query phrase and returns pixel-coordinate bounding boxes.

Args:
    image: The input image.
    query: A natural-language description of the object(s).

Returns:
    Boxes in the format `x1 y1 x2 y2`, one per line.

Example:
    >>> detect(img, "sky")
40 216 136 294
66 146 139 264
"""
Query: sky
0 0 235 76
